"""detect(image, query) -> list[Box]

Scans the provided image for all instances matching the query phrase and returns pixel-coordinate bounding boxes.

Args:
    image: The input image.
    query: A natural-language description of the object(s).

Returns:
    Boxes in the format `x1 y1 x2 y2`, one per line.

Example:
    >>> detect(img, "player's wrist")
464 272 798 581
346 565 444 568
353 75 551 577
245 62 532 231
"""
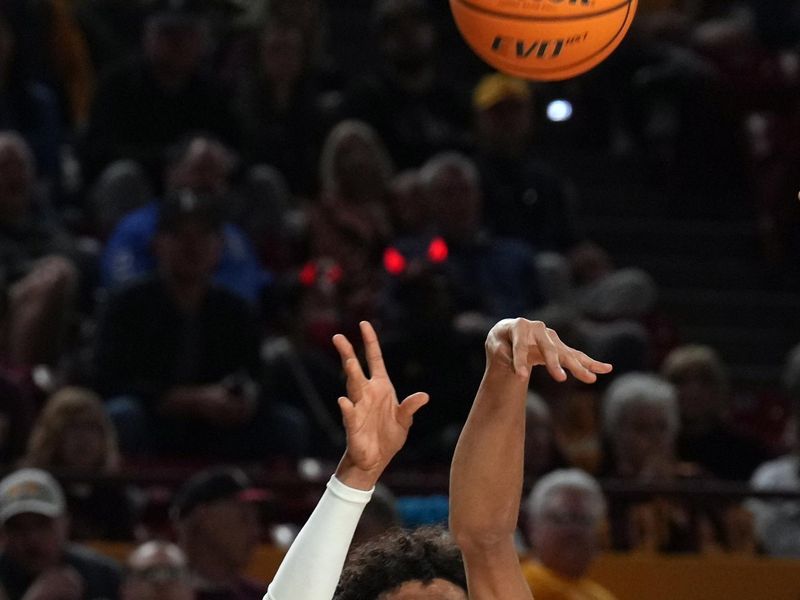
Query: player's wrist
335 453 384 491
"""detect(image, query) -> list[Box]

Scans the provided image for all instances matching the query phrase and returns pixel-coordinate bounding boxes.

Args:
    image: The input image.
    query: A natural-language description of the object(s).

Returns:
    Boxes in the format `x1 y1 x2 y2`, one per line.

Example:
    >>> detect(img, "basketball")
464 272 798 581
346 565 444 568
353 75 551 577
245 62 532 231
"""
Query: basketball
449 0 639 81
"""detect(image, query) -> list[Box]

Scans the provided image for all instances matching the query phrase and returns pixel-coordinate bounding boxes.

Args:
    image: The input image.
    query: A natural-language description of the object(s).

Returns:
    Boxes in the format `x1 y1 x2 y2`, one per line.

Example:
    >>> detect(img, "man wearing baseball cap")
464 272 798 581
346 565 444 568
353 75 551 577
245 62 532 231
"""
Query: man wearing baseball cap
172 467 267 600
0 468 121 600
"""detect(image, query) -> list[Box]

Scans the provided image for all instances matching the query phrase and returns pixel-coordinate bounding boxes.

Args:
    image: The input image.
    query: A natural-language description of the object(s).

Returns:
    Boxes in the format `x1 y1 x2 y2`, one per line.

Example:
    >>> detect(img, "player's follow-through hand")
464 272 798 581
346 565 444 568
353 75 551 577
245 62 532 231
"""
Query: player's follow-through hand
486 318 613 381
333 321 429 476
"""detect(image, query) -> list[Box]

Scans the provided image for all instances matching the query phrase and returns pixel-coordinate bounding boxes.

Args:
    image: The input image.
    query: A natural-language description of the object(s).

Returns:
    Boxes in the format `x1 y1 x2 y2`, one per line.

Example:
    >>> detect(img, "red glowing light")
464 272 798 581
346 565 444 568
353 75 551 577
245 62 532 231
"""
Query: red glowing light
299 262 317 286
383 247 407 275
427 237 449 263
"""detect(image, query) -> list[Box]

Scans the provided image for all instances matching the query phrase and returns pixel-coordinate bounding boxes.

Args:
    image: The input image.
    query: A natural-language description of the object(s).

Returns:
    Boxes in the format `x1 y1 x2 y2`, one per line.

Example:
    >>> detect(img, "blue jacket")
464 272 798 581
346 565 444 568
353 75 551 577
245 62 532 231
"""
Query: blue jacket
101 202 269 304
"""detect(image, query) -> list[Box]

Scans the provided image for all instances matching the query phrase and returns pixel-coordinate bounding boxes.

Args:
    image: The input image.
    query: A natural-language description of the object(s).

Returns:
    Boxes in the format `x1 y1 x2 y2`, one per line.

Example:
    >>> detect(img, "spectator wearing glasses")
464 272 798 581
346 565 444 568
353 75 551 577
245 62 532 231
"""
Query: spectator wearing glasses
521 469 618 600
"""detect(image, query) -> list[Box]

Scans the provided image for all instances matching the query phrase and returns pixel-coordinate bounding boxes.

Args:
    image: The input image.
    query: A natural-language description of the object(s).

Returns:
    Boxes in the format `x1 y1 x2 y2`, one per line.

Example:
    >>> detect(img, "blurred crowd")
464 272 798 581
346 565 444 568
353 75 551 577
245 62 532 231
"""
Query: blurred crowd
0 0 800 597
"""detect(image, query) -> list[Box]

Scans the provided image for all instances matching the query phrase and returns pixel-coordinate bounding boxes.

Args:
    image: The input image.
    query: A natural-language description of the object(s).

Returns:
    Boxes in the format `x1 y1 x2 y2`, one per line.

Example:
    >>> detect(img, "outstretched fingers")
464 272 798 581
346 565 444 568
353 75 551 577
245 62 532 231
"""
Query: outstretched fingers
333 333 368 393
359 321 388 379
535 326 566 382
558 343 613 383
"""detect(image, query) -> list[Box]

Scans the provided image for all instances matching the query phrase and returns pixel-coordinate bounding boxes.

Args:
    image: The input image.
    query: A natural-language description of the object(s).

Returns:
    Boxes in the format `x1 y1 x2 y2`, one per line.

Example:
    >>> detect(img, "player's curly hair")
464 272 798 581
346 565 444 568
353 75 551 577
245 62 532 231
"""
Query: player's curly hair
334 525 467 600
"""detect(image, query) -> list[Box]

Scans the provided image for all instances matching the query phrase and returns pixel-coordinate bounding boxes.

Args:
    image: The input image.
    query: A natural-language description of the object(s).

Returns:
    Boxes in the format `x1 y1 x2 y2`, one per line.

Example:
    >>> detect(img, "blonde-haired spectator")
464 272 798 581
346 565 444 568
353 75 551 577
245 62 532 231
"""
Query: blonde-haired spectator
23 387 136 540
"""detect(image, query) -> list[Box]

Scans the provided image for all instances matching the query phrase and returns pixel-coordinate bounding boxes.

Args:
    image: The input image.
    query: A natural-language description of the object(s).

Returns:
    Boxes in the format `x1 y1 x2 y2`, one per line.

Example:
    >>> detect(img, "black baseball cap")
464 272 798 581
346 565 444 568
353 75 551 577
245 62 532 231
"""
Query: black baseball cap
157 188 224 233
170 467 268 521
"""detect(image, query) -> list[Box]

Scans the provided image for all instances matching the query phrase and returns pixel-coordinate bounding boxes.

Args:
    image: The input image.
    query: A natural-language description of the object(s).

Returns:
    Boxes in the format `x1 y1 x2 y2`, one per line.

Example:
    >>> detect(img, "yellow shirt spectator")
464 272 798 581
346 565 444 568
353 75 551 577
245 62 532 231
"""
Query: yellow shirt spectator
522 561 618 600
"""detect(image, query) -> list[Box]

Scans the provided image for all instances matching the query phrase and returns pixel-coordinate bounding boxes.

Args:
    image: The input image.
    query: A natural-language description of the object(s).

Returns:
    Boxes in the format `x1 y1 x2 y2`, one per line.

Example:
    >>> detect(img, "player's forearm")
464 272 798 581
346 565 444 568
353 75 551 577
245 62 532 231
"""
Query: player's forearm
450 364 528 549
265 475 373 600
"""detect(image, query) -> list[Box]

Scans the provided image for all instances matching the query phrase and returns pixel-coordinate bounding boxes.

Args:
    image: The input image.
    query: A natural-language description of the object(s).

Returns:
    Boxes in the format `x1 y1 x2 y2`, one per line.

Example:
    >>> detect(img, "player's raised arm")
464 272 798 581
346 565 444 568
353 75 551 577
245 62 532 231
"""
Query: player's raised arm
266 321 428 600
449 318 612 600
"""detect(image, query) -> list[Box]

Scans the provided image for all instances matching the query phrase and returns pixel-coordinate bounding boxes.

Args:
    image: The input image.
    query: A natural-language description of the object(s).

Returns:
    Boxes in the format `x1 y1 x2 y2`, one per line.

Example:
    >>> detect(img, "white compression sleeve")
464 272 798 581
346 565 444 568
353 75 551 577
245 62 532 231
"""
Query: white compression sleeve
264 475 373 600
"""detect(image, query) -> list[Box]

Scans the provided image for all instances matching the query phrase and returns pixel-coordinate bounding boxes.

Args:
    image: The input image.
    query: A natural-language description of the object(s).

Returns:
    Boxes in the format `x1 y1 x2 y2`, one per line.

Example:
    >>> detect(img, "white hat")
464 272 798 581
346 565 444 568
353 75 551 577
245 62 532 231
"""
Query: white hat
0 469 66 524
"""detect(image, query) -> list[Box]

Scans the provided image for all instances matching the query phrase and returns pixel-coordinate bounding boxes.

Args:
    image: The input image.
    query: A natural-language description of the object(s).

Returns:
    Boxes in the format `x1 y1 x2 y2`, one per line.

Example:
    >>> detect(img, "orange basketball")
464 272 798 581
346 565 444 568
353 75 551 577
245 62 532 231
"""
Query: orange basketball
449 0 638 81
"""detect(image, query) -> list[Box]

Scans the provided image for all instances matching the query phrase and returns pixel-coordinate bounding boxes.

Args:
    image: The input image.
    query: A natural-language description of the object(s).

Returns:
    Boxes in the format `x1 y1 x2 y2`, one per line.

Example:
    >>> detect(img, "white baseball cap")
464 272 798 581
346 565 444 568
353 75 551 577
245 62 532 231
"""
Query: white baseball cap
0 468 66 524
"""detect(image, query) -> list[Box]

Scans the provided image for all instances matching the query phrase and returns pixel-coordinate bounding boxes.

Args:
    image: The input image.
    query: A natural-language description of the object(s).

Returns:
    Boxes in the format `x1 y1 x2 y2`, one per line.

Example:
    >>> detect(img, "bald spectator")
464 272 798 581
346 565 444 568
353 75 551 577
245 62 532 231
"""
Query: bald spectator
122 541 194 600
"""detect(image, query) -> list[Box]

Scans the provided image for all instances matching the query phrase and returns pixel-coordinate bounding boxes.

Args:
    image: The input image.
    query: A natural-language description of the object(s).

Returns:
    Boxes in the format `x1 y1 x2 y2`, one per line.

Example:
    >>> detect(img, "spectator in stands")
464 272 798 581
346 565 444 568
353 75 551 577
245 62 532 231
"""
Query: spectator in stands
386 169 429 237
22 387 137 541
379 152 545 456
0 132 78 368
525 393 568 482
344 0 470 168
95 188 308 459
235 16 327 196
82 0 239 184
662 344 769 480
601 373 756 554
472 73 578 254
121 540 194 600
395 151 545 328
521 469 618 600
0 468 121 600
99 135 268 304
749 343 800 557
171 467 264 600
0 15 61 182
303 120 393 345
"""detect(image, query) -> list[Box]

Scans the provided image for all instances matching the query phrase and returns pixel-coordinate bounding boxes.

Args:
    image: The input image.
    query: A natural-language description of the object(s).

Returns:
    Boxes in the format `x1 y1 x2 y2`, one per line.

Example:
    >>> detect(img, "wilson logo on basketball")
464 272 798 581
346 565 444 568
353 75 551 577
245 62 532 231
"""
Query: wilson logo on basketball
491 32 588 59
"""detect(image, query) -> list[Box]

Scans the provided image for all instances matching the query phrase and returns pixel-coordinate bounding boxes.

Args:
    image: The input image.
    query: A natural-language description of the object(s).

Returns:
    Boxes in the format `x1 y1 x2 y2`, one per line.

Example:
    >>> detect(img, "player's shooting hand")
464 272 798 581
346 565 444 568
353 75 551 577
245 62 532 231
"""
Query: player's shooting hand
486 318 613 382
333 321 428 488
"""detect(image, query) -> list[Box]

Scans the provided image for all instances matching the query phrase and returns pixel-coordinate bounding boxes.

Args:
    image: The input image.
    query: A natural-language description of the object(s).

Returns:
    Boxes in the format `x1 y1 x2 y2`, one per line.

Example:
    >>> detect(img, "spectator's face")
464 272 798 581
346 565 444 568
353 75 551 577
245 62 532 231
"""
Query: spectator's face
167 140 232 196
333 133 387 199
0 138 33 221
58 415 106 471
382 579 467 600
615 403 674 476
670 367 724 427
144 19 207 80
123 544 193 600
532 487 599 580
428 167 481 241
3 513 66 574
388 171 430 233
260 25 305 84
194 499 260 570
154 223 223 285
